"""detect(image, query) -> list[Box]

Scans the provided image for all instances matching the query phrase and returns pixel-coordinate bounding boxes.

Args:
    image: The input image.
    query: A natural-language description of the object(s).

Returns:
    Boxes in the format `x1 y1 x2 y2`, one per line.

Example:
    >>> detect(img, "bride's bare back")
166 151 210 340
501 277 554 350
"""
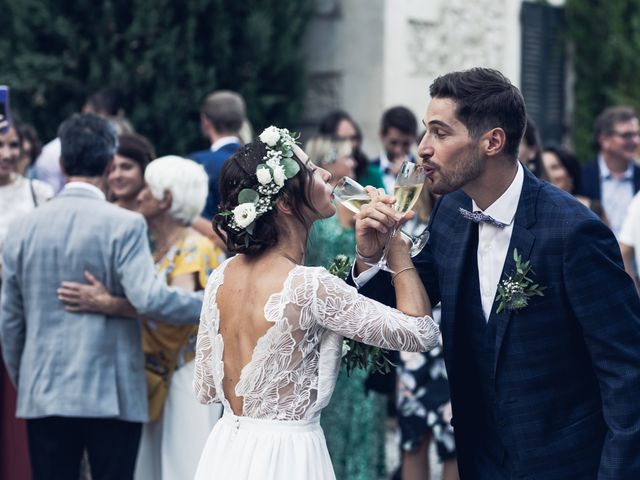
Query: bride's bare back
194 254 439 421
215 255 294 415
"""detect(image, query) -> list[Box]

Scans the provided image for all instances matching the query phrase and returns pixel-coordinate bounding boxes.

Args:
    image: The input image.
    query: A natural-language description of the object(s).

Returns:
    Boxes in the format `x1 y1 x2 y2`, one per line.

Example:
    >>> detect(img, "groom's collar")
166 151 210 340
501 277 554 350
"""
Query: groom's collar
471 162 524 227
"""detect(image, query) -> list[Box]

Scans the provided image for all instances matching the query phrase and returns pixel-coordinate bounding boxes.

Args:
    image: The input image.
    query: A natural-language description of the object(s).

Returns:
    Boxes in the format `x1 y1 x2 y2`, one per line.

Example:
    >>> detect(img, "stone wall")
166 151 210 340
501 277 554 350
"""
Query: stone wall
301 0 528 156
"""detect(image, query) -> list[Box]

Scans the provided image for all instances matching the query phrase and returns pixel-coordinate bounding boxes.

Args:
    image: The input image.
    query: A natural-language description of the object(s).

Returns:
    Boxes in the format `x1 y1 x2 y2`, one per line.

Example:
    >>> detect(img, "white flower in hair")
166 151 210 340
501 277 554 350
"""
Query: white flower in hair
272 164 286 187
256 167 272 185
259 126 281 147
265 157 279 171
233 202 257 228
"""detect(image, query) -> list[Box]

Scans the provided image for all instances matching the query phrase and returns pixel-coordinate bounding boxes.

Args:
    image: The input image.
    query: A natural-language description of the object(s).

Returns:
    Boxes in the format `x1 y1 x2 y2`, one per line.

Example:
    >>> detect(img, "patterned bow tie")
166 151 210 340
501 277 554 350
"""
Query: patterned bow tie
458 207 508 228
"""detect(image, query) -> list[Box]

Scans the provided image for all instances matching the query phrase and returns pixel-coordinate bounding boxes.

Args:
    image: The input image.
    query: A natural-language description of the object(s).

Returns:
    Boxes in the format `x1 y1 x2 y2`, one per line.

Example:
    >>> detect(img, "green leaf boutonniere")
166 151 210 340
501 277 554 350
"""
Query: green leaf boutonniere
326 254 395 376
327 254 351 280
495 249 546 314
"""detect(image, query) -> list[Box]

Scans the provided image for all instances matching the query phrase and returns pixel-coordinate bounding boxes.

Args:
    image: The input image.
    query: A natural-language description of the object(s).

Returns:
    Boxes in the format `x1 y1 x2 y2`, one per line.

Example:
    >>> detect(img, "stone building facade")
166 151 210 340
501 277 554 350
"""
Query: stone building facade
301 0 566 155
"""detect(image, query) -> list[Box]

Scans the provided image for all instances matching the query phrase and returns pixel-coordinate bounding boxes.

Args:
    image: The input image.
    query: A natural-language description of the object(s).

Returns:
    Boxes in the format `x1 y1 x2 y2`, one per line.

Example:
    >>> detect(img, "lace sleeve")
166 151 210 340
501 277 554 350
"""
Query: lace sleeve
310 268 440 352
193 274 220 405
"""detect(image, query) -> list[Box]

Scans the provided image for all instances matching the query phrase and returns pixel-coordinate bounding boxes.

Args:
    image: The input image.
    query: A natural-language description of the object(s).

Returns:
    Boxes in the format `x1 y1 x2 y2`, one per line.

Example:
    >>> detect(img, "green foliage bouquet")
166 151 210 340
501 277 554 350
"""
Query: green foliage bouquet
327 254 395 376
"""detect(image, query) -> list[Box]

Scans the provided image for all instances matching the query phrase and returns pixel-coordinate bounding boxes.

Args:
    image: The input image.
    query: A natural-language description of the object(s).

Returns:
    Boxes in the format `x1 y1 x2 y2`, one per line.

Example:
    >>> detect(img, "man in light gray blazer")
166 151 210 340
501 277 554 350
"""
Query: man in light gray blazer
0 113 203 480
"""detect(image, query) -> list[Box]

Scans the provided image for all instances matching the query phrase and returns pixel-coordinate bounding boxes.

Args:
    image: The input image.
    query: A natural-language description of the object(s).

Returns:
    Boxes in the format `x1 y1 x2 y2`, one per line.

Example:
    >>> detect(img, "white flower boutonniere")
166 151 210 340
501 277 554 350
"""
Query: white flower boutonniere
495 248 546 314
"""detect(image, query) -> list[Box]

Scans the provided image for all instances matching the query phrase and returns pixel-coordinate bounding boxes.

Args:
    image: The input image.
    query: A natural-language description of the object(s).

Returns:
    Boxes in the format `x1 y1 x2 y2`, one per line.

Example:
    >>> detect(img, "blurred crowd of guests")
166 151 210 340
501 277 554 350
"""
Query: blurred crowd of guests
2 84 640 480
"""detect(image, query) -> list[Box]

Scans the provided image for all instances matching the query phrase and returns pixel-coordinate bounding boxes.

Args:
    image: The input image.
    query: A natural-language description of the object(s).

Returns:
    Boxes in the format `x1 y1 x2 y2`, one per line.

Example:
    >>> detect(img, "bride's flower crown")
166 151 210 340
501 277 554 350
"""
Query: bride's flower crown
220 126 301 245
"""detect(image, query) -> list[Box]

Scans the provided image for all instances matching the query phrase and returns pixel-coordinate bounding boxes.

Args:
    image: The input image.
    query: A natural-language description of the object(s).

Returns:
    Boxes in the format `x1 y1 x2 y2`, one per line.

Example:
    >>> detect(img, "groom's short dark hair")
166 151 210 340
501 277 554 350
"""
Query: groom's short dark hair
429 68 526 157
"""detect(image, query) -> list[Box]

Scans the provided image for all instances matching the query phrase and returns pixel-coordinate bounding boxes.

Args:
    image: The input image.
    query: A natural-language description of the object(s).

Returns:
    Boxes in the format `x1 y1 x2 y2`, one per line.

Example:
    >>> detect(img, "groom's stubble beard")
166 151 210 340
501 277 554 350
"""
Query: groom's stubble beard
428 145 485 195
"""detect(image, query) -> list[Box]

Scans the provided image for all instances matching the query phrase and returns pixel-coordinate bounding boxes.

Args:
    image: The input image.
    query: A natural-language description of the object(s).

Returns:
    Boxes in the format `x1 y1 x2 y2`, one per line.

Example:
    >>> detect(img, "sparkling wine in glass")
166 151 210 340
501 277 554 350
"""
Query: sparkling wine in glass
368 161 426 272
333 177 373 214
332 175 429 258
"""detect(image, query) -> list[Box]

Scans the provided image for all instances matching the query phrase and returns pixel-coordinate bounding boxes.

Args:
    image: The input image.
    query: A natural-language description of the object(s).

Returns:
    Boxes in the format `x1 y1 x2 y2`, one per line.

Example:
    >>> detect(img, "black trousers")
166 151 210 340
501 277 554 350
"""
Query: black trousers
26 416 142 480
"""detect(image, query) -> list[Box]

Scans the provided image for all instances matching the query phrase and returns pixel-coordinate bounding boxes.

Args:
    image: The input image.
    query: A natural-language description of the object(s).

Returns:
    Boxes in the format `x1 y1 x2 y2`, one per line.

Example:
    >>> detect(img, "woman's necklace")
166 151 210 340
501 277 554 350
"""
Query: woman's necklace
277 249 303 266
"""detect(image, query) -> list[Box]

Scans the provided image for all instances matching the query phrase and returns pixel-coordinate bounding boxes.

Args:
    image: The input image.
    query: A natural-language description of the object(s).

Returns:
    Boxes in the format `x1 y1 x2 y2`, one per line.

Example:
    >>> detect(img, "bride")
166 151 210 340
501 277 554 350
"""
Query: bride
193 126 440 480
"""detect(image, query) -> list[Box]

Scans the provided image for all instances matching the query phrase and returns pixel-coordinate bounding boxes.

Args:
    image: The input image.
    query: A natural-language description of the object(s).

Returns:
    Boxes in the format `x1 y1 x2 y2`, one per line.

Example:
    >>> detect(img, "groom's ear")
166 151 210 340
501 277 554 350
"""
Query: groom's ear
482 128 506 157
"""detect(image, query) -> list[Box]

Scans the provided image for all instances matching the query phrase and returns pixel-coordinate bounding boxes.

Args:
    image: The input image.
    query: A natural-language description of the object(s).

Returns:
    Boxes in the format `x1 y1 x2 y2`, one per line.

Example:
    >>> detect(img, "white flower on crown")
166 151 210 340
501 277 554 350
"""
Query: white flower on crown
272 164 286 187
233 202 257 228
256 167 272 185
259 126 281 147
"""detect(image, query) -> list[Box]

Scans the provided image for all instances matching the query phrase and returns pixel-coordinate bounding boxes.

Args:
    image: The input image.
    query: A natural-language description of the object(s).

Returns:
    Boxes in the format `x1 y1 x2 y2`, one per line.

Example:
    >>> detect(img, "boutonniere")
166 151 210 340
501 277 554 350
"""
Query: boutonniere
327 254 395 375
495 249 546 314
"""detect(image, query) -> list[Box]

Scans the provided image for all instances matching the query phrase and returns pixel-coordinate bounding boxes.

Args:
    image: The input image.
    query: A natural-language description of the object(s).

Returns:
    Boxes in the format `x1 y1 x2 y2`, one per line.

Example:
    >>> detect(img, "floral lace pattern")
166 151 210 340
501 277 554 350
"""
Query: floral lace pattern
193 257 440 420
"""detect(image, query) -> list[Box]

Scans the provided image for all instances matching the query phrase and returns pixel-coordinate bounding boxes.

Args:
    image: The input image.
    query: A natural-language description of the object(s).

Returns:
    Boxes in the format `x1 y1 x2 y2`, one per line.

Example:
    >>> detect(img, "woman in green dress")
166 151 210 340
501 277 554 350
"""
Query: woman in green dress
305 135 387 480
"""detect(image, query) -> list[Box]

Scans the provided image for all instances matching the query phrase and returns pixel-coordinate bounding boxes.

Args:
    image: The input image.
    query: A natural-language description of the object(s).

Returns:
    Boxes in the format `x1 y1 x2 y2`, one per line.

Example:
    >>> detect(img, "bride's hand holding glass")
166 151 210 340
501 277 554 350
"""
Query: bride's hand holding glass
334 167 429 266
351 186 398 265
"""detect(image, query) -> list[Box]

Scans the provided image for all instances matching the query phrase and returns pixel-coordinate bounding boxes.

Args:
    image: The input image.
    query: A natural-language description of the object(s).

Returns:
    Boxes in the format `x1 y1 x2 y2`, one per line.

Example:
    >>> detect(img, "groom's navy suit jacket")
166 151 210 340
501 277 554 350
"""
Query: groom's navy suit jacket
361 169 640 479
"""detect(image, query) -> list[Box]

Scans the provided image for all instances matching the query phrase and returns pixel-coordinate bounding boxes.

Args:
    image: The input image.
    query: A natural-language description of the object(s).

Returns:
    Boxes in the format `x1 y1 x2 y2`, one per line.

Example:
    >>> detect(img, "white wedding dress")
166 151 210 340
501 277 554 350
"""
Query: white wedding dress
193 257 440 480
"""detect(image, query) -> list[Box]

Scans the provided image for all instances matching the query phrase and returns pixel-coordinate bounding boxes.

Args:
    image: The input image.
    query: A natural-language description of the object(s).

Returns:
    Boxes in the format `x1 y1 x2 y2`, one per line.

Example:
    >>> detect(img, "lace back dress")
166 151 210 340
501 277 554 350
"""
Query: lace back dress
193 256 440 480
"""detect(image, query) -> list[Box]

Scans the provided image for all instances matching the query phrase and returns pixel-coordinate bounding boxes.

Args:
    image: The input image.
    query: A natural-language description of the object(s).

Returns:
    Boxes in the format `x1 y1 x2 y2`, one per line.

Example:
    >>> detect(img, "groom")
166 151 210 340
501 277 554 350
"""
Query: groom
354 68 640 478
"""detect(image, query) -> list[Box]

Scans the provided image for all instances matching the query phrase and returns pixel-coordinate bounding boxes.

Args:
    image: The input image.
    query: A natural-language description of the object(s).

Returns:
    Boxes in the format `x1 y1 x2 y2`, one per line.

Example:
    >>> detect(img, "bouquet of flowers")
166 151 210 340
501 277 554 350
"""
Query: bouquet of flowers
327 254 395 376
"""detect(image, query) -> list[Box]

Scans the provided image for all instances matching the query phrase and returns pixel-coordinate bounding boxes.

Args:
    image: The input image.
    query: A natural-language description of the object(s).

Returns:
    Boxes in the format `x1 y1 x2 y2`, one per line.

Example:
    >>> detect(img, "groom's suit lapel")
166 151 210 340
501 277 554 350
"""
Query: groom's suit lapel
490 169 541 375
440 194 474 370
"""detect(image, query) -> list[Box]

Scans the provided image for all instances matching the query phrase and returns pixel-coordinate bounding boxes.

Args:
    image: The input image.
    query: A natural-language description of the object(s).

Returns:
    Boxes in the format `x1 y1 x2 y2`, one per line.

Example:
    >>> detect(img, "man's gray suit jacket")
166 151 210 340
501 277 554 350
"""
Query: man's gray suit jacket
0 186 203 422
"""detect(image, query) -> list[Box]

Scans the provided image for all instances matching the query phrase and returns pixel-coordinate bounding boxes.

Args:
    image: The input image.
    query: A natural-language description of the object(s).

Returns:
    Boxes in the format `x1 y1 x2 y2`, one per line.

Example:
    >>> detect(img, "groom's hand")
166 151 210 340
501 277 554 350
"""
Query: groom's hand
354 187 401 273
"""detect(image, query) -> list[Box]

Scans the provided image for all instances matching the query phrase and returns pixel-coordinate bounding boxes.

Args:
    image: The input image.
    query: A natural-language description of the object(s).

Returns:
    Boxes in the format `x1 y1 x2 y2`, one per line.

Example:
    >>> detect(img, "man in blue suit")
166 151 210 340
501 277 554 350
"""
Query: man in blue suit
189 90 245 220
354 68 640 478
578 105 640 238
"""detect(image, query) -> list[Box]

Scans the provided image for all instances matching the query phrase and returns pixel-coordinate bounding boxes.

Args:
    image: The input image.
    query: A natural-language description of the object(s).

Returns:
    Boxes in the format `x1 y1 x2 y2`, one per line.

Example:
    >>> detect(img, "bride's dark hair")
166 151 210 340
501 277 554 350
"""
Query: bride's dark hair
214 140 317 255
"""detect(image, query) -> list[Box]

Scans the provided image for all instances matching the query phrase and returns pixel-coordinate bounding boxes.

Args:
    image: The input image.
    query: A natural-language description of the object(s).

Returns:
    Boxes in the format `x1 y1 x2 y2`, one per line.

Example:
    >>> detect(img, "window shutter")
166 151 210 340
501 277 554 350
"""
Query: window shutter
520 2 566 145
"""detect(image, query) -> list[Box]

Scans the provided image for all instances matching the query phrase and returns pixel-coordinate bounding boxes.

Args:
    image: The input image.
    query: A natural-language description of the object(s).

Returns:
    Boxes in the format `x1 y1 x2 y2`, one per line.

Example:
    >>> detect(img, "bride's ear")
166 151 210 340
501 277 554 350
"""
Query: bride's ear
275 197 295 216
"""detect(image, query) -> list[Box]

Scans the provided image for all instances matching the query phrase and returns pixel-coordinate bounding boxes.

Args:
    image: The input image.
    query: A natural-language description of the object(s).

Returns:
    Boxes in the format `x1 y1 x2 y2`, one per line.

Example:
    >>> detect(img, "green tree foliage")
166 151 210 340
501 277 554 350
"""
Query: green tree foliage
0 0 312 155
565 0 640 162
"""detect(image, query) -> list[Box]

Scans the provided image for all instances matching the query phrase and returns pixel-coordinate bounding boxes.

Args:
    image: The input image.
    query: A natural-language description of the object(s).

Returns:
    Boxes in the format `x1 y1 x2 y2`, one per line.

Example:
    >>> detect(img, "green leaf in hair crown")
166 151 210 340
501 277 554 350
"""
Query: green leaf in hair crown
222 126 302 238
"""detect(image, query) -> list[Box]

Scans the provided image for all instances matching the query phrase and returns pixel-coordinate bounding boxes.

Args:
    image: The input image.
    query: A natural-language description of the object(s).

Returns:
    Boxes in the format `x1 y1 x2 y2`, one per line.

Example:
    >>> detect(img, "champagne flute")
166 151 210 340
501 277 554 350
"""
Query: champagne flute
372 161 426 272
333 177 373 214
332 176 430 257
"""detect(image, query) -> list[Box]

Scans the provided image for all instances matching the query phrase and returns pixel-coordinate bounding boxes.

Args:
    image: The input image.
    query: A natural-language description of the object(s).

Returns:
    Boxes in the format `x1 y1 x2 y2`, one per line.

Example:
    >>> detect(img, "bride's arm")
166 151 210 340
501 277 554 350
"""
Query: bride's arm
386 234 431 318
310 265 439 353
193 277 220 404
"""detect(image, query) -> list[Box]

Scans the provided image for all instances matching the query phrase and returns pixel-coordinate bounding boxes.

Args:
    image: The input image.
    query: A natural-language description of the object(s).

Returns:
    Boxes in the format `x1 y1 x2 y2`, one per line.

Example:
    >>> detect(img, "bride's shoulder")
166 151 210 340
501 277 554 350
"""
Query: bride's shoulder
204 256 235 289
290 265 353 294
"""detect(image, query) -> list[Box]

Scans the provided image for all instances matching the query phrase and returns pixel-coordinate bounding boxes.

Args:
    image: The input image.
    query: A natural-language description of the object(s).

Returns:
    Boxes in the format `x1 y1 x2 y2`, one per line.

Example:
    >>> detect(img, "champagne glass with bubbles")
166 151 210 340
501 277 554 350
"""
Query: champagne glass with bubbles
332 163 428 268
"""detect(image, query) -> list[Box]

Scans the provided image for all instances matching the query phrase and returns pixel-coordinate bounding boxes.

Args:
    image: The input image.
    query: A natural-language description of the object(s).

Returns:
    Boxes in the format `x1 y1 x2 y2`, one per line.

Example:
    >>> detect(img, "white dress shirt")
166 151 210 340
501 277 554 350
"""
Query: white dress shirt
598 155 635 238
474 162 523 320
210 136 241 152
354 162 524 322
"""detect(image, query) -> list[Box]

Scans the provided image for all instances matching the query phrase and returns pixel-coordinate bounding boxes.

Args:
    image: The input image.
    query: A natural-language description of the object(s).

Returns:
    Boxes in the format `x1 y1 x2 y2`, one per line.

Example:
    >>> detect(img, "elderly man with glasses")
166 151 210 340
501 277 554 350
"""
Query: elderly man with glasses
578 105 640 238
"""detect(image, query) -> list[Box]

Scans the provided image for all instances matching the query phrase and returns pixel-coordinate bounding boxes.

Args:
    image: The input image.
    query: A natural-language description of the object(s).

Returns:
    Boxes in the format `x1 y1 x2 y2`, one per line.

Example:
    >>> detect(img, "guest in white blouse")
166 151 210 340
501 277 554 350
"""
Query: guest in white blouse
0 123 53 281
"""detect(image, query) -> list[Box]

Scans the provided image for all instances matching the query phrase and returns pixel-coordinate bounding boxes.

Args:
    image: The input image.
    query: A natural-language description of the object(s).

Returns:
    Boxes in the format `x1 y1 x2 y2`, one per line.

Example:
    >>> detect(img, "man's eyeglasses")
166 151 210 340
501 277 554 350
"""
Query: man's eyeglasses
610 130 640 141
